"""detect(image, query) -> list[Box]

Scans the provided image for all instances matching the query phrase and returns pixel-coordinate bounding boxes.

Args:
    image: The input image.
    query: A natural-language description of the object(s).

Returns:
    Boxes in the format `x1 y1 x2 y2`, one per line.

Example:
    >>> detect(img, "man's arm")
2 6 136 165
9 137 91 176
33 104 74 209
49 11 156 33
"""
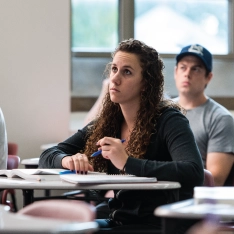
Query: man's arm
206 152 234 186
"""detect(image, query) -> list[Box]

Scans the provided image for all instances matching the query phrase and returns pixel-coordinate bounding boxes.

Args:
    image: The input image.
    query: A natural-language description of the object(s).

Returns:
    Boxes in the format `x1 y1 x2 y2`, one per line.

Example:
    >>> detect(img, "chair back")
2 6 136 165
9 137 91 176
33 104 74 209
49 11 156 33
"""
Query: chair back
224 164 234 186
7 142 18 155
7 155 20 170
18 200 96 222
203 169 215 187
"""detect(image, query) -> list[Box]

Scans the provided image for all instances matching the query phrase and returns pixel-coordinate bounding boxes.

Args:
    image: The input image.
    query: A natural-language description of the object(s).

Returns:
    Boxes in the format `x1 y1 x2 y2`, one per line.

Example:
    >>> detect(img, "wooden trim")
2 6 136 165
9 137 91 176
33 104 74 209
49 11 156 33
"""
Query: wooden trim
212 97 234 110
71 96 234 112
71 97 97 112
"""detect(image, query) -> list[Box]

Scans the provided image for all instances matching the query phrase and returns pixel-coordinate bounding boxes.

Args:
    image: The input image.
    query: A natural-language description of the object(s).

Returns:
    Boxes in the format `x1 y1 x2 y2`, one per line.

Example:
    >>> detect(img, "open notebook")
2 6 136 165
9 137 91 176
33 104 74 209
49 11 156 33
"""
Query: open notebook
0 169 68 181
60 173 157 184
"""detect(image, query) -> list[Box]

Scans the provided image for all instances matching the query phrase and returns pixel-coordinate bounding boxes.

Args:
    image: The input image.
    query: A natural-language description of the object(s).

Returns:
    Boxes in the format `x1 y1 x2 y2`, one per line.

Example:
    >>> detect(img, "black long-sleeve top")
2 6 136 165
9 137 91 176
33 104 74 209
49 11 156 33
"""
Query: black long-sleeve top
39 108 204 225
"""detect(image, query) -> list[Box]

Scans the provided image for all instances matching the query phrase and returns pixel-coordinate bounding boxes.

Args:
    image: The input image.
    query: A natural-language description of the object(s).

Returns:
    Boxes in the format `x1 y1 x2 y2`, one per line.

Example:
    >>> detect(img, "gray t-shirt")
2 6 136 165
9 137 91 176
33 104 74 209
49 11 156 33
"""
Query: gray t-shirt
174 97 234 167
0 108 7 169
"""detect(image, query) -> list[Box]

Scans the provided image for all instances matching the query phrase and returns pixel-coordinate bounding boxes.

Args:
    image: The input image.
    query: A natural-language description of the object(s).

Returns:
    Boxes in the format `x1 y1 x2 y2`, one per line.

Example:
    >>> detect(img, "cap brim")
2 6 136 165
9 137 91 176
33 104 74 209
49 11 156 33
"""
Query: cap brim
176 52 210 72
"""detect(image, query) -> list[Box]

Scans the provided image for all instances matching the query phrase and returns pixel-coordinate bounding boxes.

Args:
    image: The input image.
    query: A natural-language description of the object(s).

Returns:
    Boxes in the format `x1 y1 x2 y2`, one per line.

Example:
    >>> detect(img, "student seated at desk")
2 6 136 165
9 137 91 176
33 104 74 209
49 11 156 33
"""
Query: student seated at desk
39 39 204 232
84 78 109 126
173 44 234 186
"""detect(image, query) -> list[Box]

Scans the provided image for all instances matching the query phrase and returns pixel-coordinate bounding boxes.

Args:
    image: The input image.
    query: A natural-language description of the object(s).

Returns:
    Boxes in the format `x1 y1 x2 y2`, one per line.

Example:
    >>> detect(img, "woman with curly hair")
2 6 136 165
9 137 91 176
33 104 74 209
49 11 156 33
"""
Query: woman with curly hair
39 39 204 232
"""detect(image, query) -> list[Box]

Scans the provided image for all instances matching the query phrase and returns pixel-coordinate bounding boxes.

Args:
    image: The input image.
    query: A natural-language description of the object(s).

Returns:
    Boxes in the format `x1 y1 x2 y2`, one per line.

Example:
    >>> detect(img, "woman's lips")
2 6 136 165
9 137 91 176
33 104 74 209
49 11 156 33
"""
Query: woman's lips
110 87 119 92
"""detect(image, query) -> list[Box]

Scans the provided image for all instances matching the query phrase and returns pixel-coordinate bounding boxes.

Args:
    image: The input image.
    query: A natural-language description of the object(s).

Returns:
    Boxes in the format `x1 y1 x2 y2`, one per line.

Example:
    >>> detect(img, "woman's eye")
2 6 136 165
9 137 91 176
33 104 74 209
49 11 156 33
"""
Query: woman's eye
111 67 117 72
124 69 131 75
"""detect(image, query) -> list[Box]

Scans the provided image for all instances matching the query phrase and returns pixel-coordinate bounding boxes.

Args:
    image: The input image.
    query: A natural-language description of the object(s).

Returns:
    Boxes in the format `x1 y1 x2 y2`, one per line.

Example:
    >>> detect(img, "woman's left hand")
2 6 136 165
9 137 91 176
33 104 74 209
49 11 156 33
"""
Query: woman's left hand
96 137 128 170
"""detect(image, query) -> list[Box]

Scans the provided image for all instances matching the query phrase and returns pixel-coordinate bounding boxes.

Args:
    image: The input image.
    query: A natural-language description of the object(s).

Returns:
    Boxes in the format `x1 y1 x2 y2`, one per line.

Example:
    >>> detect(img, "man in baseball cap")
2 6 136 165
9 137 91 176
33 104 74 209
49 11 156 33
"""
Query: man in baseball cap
174 44 234 186
176 44 212 72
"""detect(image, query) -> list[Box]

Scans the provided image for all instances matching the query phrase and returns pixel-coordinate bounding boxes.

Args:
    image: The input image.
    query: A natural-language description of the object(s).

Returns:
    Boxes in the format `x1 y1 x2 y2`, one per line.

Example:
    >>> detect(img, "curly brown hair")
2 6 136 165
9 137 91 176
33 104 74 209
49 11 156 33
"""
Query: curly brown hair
84 38 181 172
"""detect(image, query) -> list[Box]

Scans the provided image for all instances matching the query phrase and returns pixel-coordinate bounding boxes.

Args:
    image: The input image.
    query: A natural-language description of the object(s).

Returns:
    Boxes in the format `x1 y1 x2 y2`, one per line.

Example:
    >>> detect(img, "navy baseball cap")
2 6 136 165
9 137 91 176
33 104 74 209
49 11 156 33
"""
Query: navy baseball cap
176 44 212 72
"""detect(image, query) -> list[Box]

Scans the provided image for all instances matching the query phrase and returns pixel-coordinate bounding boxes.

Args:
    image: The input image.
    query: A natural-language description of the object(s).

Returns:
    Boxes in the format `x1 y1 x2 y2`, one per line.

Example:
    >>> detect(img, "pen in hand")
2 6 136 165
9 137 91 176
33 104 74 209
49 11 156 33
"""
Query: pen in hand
91 139 126 157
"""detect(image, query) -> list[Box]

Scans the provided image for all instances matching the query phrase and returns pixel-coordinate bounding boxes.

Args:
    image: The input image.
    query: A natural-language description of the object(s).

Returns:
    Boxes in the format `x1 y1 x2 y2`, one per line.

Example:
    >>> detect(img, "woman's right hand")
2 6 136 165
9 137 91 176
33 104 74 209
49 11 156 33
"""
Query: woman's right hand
61 153 94 174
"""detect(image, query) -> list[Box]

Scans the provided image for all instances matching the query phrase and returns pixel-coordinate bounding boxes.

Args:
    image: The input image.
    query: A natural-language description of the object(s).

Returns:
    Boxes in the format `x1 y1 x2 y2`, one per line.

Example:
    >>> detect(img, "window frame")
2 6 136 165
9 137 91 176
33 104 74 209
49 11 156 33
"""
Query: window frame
72 0 234 59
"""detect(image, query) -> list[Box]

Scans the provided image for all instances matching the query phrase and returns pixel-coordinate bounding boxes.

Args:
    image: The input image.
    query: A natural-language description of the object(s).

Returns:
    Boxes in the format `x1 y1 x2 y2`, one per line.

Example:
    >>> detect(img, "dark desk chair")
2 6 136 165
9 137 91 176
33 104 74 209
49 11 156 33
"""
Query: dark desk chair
95 224 161 234
224 164 234 186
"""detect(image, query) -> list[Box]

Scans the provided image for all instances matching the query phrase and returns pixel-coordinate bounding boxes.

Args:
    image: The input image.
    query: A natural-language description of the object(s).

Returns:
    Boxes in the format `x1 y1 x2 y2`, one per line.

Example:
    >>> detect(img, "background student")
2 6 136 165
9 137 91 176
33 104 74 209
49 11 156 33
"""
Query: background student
39 38 203 232
0 108 7 169
84 78 109 125
174 44 234 186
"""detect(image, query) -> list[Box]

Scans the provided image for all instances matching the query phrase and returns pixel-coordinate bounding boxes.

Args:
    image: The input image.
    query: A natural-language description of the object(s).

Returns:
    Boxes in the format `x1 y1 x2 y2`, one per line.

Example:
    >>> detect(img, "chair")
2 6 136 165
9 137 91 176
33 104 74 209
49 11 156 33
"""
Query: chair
202 169 234 232
1 143 20 212
203 169 215 187
7 155 20 170
224 164 234 186
7 142 18 155
18 199 96 222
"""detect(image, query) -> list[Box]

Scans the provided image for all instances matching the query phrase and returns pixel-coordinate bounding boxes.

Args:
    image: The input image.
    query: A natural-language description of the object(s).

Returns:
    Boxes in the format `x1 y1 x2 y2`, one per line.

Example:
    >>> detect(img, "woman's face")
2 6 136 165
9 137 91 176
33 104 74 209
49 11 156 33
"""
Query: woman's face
109 51 143 106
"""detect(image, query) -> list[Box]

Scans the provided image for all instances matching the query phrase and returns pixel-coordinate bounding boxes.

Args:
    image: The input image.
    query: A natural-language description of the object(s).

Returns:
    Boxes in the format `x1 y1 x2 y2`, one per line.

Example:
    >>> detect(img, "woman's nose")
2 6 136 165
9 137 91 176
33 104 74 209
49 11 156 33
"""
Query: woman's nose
110 72 120 85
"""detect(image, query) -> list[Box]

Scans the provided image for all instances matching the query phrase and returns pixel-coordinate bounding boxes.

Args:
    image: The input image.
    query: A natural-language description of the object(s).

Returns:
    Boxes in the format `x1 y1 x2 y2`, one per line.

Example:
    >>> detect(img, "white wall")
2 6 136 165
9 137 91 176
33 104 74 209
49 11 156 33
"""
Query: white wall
0 0 71 162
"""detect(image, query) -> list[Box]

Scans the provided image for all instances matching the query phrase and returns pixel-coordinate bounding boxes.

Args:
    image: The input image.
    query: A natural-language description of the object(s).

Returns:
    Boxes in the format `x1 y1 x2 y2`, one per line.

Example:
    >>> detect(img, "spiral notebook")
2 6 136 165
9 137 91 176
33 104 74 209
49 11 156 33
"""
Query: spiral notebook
60 173 157 184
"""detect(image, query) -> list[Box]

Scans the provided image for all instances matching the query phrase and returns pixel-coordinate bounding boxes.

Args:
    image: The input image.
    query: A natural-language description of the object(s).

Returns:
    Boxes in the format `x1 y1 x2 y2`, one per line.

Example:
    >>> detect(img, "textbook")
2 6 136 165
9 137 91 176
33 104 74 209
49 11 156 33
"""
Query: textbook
0 169 68 181
60 173 157 184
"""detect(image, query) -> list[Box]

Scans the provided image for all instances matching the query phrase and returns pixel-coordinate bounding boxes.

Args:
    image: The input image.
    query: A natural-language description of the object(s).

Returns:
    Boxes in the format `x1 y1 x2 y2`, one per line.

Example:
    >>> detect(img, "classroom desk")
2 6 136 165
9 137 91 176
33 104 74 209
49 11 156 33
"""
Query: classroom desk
21 158 52 197
0 177 181 207
21 157 39 169
40 143 58 151
154 198 234 234
0 204 98 234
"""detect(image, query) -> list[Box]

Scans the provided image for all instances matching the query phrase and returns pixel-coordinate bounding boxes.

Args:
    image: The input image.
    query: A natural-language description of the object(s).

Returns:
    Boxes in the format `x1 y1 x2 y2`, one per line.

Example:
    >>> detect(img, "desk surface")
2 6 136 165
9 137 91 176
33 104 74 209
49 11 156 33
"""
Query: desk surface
0 177 181 207
154 198 234 220
0 205 98 234
21 157 39 166
0 177 181 190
